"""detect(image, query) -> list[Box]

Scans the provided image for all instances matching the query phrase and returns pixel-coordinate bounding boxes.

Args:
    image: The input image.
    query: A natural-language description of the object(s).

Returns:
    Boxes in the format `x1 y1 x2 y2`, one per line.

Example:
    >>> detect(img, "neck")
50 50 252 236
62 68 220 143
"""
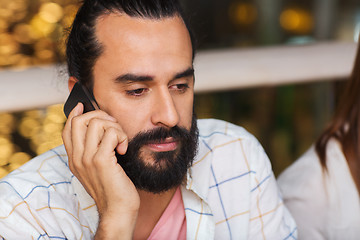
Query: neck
133 187 178 240
138 187 177 210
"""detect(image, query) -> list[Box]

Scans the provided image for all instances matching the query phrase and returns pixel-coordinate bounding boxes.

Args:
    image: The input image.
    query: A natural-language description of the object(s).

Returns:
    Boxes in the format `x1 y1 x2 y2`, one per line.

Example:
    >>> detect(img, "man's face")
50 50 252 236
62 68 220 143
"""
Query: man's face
92 13 196 192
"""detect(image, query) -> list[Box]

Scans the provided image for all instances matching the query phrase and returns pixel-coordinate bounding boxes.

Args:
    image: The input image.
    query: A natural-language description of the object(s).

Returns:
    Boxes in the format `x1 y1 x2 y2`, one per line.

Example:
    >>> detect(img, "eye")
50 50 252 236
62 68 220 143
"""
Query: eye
126 88 148 96
170 84 190 93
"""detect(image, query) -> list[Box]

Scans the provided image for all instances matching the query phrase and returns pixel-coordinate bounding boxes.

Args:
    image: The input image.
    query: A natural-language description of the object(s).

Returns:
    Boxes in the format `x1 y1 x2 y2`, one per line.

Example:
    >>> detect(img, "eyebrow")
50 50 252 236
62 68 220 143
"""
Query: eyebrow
173 67 194 80
114 67 194 83
115 74 153 83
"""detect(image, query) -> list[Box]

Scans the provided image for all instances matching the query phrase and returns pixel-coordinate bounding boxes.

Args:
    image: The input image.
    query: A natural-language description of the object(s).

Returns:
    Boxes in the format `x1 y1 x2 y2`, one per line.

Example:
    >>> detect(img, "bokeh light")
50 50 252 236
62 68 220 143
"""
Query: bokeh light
13 23 39 44
18 117 41 139
229 2 258 26
9 152 31 165
0 33 19 53
0 0 79 70
39 3 64 24
280 8 314 34
0 137 15 167
0 103 66 175
30 15 57 37
0 113 16 135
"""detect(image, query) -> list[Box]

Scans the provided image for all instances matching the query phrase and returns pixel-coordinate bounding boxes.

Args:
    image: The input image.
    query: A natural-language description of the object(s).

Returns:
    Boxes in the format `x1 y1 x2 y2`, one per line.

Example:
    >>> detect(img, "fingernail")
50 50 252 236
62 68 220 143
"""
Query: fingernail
116 144 127 155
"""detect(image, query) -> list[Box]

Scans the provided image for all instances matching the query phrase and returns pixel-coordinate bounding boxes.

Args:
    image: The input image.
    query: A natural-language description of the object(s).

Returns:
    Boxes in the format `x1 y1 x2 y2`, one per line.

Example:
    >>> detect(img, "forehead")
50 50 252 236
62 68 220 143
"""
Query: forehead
95 12 189 38
94 13 192 72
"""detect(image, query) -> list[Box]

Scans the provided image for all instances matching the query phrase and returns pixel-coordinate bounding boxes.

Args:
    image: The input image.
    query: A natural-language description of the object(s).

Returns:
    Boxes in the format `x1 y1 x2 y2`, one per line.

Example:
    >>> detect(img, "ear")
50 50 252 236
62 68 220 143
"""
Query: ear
68 76 78 92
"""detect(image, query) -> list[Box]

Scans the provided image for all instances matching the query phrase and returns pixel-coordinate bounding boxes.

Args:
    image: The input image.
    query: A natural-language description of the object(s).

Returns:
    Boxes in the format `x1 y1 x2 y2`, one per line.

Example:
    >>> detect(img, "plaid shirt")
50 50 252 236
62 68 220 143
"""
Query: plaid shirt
0 119 296 239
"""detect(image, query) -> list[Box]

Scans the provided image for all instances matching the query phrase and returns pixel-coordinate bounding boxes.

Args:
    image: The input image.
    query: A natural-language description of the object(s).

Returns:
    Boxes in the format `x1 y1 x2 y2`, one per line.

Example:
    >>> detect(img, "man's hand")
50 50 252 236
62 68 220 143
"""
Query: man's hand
62 103 140 239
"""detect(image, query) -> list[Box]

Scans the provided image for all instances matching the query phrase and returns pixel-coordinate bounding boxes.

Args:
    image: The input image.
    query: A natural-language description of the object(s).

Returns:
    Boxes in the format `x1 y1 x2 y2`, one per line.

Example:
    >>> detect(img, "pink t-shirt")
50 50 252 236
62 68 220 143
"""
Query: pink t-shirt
147 187 186 240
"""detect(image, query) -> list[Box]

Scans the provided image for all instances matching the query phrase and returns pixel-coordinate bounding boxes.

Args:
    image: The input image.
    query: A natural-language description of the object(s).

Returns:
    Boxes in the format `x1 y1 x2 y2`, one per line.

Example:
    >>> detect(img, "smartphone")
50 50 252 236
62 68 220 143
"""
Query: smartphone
63 82 100 118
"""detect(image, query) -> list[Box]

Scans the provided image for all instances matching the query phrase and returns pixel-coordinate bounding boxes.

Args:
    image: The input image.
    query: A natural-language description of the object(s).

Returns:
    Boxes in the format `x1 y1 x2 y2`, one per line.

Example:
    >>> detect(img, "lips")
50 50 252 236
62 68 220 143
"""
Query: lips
146 137 178 152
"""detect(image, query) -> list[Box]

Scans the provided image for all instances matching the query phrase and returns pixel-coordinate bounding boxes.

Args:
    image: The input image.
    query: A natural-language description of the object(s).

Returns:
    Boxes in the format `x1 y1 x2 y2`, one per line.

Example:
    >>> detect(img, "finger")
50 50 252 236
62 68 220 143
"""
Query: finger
82 110 117 124
70 109 117 164
95 127 128 166
62 103 84 172
62 103 84 153
116 135 128 155
83 119 127 161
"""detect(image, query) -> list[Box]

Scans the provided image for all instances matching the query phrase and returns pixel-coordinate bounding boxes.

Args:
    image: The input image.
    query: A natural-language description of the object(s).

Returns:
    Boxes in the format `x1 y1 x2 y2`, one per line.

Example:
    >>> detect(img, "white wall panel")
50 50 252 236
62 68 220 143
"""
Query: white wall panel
0 41 356 113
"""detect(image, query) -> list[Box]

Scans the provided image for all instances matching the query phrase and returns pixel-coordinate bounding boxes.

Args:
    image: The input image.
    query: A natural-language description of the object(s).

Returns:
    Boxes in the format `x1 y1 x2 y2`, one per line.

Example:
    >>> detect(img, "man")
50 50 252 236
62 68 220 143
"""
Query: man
0 0 296 239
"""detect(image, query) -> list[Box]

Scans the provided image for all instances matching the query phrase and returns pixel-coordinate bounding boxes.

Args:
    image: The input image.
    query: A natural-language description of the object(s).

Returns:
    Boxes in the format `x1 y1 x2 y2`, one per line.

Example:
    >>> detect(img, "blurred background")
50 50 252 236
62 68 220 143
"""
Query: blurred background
0 0 359 178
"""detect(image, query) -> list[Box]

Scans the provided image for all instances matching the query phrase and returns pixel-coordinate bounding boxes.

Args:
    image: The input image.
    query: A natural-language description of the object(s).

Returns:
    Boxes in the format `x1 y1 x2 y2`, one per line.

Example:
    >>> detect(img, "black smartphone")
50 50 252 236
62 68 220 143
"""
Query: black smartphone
63 82 100 118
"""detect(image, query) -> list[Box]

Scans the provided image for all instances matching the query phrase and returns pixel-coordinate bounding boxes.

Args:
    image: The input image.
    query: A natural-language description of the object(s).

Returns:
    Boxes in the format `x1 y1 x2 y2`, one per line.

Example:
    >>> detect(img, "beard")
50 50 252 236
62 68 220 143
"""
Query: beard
116 114 199 193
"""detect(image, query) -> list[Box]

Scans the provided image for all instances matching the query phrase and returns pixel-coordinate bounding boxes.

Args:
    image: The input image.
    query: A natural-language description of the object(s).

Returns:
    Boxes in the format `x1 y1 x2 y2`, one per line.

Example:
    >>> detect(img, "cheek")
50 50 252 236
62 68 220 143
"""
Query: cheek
176 94 194 129
108 103 150 139
94 85 150 138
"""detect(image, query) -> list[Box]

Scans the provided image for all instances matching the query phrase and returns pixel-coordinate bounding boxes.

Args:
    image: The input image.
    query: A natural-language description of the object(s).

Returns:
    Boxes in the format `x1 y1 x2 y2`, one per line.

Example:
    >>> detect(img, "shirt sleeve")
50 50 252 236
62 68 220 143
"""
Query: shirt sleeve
0 178 92 239
245 137 298 240
0 185 49 238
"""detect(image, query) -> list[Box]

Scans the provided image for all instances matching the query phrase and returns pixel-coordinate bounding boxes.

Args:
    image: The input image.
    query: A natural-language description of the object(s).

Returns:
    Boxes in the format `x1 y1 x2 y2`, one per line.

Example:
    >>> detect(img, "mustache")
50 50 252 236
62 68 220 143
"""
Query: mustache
129 126 190 146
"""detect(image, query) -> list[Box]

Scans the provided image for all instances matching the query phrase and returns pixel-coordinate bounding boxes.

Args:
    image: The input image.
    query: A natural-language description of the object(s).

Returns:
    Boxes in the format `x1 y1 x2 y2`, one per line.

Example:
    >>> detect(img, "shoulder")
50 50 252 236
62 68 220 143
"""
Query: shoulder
277 139 346 195
197 118 257 141
0 145 72 201
325 138 348 170
195 118 272 179
194 120 297 239
277 139 360 238
197 119 266 159
277 144 328 223
277 145 322 194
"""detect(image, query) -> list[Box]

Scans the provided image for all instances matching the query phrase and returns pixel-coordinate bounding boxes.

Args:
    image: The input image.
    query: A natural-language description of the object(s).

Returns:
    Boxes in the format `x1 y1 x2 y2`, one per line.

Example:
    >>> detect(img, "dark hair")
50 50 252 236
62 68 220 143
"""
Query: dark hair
315 39 360 193
66 0 196 89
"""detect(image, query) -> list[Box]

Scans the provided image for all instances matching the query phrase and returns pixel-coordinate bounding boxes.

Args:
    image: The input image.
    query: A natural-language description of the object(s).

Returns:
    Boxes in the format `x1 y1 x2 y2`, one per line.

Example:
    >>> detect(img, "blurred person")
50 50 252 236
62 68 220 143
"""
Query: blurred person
278 39 360 239
0 0 296 239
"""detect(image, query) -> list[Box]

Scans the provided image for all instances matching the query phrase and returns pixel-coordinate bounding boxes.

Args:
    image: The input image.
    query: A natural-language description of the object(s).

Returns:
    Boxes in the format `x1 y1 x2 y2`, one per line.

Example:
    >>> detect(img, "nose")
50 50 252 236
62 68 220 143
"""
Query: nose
151 88 180 128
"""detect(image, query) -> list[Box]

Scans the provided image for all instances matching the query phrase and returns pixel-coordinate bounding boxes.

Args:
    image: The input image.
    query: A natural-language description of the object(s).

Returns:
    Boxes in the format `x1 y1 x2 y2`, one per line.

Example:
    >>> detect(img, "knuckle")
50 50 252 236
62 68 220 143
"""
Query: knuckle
71 155 84 170
72 159 83 170
82 159 92 169
93 110 104 115
88 118 102 129
71 115 82 127
92 154 105 168
81 155 93 168
106 127 118 137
